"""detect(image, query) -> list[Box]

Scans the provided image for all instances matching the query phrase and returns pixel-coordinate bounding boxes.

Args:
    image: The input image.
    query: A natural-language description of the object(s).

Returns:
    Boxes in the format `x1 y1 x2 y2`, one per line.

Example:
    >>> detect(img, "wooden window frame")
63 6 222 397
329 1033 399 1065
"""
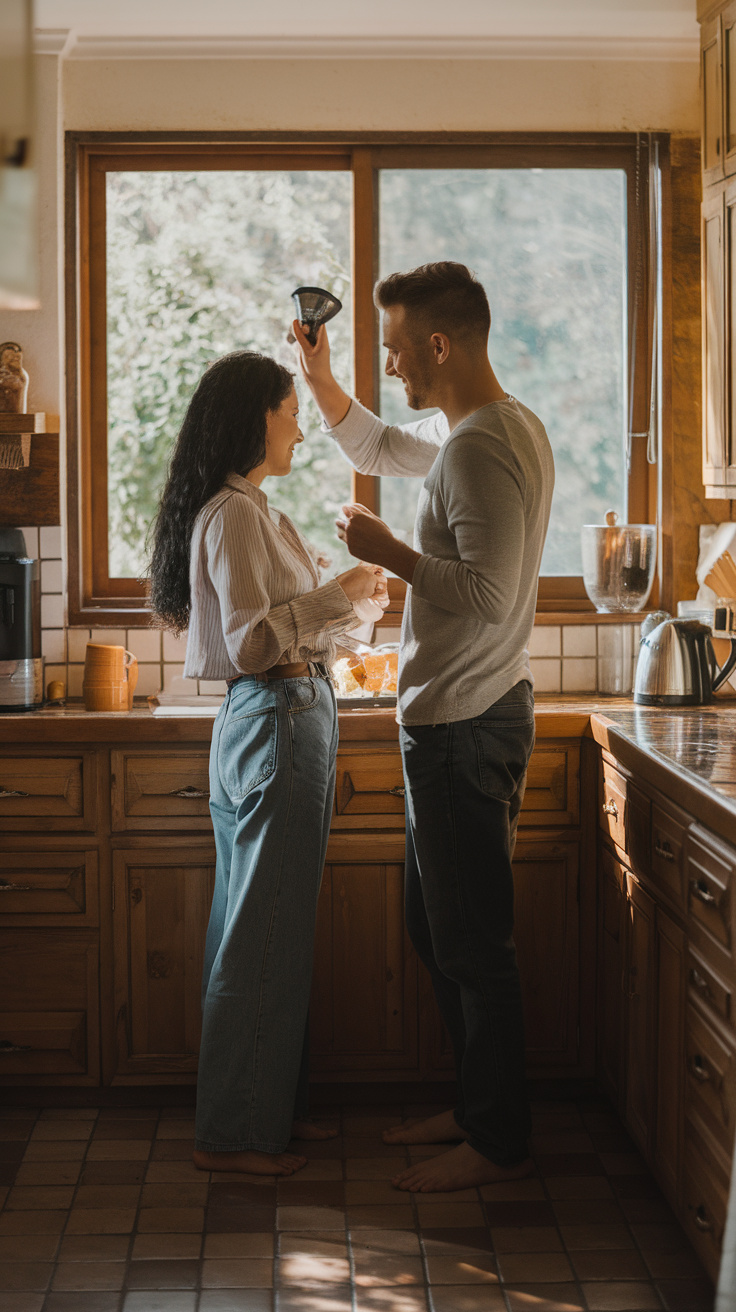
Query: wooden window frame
65 131 661 627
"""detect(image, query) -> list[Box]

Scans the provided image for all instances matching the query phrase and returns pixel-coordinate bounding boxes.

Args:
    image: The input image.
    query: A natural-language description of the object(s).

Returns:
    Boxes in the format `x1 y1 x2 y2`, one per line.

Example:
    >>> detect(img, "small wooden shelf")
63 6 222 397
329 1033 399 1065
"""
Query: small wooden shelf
0 413 60 527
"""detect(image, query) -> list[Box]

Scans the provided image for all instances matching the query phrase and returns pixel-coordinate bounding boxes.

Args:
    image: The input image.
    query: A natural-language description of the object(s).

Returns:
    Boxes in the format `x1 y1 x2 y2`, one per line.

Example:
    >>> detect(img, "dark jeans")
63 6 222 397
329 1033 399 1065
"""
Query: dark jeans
400 679 535 1167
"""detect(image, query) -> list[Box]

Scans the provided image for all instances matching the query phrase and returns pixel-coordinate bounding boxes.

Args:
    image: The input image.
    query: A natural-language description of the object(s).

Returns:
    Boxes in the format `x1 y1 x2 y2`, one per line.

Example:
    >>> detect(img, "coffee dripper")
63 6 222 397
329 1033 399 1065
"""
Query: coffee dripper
286 286 343 346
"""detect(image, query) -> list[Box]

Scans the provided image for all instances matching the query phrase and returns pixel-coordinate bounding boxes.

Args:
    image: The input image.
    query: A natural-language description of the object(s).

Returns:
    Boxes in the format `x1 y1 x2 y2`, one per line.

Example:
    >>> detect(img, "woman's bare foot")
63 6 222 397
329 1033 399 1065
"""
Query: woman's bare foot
291 1119 339 1141
193 1148 306 1176
382 1109 466 1145
392 1141 533 1193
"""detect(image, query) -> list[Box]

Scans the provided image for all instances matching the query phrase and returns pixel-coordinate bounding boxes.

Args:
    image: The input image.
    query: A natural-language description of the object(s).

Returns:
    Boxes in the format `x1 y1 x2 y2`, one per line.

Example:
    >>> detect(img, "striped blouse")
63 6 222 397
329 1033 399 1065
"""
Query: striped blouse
182 474 357 680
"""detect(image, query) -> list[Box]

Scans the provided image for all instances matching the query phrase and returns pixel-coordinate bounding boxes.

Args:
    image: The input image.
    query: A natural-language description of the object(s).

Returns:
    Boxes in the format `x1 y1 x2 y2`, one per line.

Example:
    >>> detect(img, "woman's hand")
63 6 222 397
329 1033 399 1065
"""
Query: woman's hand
336 562 388 604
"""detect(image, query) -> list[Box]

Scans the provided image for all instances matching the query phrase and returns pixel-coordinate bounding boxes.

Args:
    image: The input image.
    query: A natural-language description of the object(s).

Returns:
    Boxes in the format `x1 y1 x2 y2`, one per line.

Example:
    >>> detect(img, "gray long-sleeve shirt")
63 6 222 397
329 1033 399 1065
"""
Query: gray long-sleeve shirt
327 397 555 725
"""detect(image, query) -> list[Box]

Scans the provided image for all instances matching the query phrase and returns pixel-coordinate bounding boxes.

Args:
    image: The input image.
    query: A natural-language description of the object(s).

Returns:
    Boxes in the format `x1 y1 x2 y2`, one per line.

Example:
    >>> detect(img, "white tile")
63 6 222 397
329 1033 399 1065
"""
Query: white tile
167 674 199 696
41 559 63 593
43 665 66 694
90 628 127 646
374 626 402 645
529 658 561 693
199 680 227 695
528 625 561 658
562 657 598 693
40 594 64 628
18 527 38 556
41 629 66 662
67 664 85 698
162 663 185 691
562 625 597 657
125 629 161 662
39 526 62 558
67 629 91 662
132 663 161 697
162 629 188 661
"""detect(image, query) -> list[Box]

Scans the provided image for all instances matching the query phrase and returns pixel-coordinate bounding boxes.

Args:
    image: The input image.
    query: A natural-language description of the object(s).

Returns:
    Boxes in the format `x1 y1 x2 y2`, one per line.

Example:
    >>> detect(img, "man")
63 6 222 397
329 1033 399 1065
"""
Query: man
294 262 554 1193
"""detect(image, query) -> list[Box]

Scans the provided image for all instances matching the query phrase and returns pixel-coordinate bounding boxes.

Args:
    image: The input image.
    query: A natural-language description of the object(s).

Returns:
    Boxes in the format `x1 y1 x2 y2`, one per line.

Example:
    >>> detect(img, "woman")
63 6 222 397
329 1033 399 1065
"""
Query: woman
149 350 386 1177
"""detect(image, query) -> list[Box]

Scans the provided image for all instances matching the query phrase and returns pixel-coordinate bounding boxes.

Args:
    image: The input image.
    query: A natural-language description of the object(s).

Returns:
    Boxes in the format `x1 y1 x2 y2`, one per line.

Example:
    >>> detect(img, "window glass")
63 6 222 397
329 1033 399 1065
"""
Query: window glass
106 170 353 579
378 168 627 575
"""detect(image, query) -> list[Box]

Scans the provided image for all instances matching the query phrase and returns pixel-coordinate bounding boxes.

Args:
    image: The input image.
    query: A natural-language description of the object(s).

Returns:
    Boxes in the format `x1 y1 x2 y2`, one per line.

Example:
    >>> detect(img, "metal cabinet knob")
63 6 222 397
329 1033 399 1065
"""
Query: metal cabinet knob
0 787 30 799
388 786 405 798
694 1205 712 1232
602 800 618 818
654 841 674 862
690 1056 711 1084
690 879 717 906
169 785 209 799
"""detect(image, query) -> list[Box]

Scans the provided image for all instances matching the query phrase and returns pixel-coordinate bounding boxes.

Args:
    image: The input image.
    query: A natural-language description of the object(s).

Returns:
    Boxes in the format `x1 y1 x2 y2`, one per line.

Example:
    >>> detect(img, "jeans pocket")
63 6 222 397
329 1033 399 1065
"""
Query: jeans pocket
219 706 278 800
472 716 535 801
284 677 321 714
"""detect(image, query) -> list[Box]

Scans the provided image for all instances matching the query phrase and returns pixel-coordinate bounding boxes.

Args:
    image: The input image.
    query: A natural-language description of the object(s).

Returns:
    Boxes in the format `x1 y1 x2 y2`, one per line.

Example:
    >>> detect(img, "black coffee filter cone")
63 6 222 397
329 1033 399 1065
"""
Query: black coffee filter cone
289 286 343 345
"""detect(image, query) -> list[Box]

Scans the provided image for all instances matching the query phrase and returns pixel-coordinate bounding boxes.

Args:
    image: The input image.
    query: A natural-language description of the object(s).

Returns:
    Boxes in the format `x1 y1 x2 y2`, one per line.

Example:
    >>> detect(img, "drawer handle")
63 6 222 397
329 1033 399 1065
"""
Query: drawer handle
0 1039 32 1053
655 841 675 862
389 786 405 798
689 1055 711 1084
0 787 30 799
691 879 717 906
691 968 715 1002
0 879 32 891
602 800 619 818
693 1205 713 1233
169 785 209 799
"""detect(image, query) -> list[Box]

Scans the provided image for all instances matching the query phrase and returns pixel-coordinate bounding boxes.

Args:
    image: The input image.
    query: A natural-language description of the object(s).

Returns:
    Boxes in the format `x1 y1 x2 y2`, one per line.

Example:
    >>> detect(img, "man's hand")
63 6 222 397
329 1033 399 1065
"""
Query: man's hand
292 322 352 428
336 503 421 585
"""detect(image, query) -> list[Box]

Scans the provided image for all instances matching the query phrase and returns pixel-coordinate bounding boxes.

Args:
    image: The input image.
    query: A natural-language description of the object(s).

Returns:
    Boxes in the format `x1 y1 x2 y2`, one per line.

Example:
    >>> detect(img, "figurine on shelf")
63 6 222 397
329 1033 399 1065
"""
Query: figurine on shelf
0 342 29 413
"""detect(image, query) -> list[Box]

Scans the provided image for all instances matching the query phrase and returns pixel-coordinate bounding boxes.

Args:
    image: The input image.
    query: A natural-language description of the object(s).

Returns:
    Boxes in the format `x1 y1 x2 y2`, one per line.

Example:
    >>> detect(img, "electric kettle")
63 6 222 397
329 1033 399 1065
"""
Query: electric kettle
634 617 736 705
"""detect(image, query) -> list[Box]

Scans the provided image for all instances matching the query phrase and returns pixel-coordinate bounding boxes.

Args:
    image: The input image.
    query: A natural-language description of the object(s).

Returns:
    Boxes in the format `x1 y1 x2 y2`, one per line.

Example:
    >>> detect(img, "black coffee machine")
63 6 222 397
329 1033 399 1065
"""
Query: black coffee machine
0 527 42 711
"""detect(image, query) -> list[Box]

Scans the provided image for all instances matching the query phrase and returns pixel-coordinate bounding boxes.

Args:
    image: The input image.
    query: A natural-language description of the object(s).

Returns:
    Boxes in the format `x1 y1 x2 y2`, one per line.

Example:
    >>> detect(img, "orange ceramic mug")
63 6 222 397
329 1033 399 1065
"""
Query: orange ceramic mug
83 644 139 712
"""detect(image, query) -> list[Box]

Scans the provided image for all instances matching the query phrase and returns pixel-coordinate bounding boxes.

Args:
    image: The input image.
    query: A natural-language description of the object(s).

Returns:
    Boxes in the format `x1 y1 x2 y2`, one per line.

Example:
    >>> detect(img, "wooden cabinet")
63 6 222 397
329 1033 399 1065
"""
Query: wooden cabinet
0 931 99 1083
624 875 657 1157
654 909 686 1200
513 840 581 1073
597 845 625 1104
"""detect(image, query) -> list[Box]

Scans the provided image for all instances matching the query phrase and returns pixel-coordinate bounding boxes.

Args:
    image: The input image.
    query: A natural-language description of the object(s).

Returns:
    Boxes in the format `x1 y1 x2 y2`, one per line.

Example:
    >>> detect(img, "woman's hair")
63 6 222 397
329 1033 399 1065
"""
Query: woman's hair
148 350 294 633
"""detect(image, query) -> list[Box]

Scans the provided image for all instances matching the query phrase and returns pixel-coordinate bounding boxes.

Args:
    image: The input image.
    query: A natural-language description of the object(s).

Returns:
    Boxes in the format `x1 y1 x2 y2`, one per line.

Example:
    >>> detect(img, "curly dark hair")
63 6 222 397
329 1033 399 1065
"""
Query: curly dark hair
148 350 294 634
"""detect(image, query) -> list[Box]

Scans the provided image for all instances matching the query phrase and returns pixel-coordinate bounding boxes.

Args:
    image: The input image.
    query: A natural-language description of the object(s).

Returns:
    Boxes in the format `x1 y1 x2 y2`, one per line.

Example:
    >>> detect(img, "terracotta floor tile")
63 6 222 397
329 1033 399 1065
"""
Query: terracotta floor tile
428 1287 505 1311
483 1201 556 1227
531 1111 585 1133
74 1184 141 1209
0 1210 67 1235
599 1153 648 1176
560 1224 634 1250
346 1181 413 1206
210 1182 277 1207
425 1254 498 1284
39 1109 97 1121
137 1207 205 1233
655 1278 715 1311
150 1141 197 1161
572 1248 649 1279
353 1290 429 1311
343 1118 399 1136
490 1227 563 1253
121 1294 197 1311
293 1160 344 1182
479 1180 546 1202
206 1205 276 1233
0 1110 37 1120
622 1199 679 1225
44 1295 121 1312
534 1154 604 1177
505 1284 585 1311
141 1182 209 1208
644 1249 707 1279
348 1205 415 1230
343 1139 407 1159
200 1292 272 1312
58 1236 130 1261
0 1144 27 1163
497 1252 575 1283
545 1176 614 1200
14 1161 80 1186
126 1259 201 1289
66 1208 137 1235
349 1230 421 1255
51 1261 125 1291
20 1141 86 1162
29 1122 92 1141
131 1234 203 1260
581 1113 621 1133
420 1228 492 1255
277 1181 345 1207
277 1205 346 1230
279 1234 348 1258
0 1261 53 1291
295 1140 344 1160
145 1161 206 1184
205 1233 274 1259
553 1199 626 1225
590 1133 638 1153
630 1223 694 1254
0 1126 33 1142
346 1159 407 1180
156 1122 197 1140
5 1186 75 1209
93 1122 156 1141
531 1133 596 1154
0 1163 20 1187
278 1251 351 1284
202 1258 274 1288
81 1162 147 1186
86 1140 151 1161
159 1109 195 1119
0 1235 58 1261
352 1252 424 1286
611 1175 666 1201
96 1108 158 1121
0 1294 45 1312
276 1287 353 1309
407 1147 447 1159
209 1172 275 1185
416 1203 484 1229
581 1281 662 1310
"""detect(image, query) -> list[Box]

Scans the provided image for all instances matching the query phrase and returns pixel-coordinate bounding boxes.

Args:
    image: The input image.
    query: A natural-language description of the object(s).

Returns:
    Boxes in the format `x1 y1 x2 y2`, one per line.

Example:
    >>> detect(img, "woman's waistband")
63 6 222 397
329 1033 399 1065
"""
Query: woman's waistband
226 661 329 688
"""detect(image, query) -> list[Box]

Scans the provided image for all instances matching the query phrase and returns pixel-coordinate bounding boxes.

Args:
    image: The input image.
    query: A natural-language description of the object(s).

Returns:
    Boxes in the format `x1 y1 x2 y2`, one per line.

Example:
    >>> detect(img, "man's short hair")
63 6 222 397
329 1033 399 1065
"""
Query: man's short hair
374 262 491 344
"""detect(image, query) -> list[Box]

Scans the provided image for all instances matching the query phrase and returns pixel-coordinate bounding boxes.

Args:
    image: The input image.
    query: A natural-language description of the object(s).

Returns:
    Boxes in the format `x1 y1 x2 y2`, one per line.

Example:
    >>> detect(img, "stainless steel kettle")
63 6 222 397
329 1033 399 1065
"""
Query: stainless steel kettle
634 617 736 705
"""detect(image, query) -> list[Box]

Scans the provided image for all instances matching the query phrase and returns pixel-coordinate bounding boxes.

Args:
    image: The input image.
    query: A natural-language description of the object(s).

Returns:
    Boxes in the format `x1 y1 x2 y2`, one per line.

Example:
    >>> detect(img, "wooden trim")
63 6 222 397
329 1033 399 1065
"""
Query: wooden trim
351 146 380 515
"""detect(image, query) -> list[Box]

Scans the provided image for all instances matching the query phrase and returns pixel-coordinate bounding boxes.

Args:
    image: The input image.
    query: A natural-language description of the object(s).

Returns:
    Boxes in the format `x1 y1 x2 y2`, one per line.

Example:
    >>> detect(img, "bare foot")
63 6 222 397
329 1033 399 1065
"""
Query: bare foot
382 1109 466 1145
291 1119 339 1141
193 1148 306 1176
392 1140 533 1193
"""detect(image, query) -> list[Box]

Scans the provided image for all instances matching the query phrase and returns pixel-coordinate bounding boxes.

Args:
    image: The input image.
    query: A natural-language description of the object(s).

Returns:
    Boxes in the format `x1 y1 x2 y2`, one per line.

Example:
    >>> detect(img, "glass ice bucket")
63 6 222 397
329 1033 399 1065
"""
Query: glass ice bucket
581 512 657 613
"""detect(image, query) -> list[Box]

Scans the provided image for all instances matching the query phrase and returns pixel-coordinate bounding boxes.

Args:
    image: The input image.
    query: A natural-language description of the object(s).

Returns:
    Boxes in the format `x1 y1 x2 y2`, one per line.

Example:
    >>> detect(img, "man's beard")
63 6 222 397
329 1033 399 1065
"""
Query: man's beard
402 363 433 411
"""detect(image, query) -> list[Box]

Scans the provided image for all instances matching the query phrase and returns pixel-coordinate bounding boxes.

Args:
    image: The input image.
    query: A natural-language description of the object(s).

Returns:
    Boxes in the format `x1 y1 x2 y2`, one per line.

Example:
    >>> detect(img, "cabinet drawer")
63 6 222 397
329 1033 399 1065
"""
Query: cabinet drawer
650 805 686 909
597 759 650 870
685 1002 736 1156
0 932 99 1081
112 751 212 831
520 746 579 826
0 754 95 831
683 1115 730 1280
689 945 733 1031
335 753 405 816
0 850 98 925
687 826 735 964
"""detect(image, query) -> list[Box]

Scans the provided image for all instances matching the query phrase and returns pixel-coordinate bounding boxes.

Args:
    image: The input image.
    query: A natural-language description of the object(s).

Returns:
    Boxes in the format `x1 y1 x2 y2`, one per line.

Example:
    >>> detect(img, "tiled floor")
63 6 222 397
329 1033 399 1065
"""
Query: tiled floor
0 1096 714 1312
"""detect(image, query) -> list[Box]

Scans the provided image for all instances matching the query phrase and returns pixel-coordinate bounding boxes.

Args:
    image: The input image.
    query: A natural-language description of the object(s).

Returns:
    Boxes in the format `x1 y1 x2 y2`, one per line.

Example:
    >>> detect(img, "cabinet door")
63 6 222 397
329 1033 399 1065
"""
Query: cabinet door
703 189 728 496
112 845 215 1078
654 909 686 1201
724 2 736 176
0 931 99 1083
624 876 657 1157
597 844 625 1107
703 16 724 186
514 841 580 1074
309 847 419 1076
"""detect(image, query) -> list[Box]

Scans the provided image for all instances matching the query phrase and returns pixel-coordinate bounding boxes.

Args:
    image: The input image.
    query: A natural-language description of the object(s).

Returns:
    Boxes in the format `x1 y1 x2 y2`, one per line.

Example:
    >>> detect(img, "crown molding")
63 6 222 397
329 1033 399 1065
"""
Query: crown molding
33 28 74 56
56 32 699 63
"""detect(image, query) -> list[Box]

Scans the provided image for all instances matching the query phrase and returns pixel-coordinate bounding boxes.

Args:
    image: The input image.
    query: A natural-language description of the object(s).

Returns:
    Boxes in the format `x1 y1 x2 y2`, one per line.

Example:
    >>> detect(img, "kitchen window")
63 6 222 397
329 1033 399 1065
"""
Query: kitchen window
66 135 659 626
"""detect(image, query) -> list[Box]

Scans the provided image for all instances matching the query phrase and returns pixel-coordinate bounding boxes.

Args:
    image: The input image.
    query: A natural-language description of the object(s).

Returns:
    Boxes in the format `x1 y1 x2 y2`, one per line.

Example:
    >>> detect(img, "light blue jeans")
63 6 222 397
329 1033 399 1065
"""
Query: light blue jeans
195 668 337 1154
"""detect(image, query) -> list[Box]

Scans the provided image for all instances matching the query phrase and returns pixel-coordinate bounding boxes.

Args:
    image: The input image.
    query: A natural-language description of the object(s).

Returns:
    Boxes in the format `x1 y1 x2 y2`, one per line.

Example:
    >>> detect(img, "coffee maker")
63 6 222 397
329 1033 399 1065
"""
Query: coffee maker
0 527 43 711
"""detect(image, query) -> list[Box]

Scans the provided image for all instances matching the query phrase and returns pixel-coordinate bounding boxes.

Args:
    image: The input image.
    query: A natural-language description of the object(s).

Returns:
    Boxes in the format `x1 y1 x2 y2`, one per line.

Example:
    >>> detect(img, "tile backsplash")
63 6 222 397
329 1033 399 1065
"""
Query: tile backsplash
25 525 641 699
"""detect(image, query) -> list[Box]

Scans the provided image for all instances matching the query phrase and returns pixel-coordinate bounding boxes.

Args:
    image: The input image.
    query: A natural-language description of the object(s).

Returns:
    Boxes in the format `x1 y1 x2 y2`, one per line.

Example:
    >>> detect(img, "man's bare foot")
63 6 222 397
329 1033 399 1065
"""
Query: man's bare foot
392 1141 533 1193
382 1109 467 1145
193 1148 306 1176
291 1119 339 1141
